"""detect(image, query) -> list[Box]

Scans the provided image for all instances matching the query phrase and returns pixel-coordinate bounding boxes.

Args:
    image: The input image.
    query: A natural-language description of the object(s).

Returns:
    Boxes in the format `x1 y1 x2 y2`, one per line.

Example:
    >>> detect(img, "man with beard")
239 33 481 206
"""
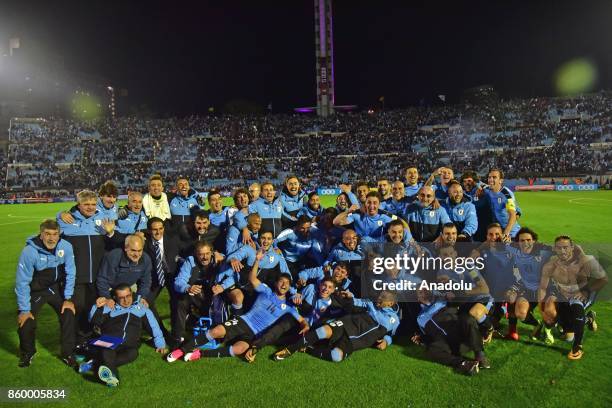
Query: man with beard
168 177 202 233
335 184 360 213
503 227 553 341
481 169 521 240
173 242 243 342
275 215 324 279
435 223 458 247
460 170 481 200
377 179 392 201
443 181 478 241
297 192 324 222
334 191 395 241
324 230 365 279
280 175 306 229
355 181 371 208
538 236 607 359
404 166 423 200
180 210 221 255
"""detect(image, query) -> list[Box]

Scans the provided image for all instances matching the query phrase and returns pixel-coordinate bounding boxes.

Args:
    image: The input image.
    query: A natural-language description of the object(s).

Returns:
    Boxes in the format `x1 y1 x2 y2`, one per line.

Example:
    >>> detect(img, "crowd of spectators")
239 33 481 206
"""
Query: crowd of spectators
3 91 610 193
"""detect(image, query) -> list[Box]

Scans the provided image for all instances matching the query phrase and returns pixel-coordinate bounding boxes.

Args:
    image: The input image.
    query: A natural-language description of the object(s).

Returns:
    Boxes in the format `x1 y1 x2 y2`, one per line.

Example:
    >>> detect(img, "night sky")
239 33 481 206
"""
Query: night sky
1 0 611 115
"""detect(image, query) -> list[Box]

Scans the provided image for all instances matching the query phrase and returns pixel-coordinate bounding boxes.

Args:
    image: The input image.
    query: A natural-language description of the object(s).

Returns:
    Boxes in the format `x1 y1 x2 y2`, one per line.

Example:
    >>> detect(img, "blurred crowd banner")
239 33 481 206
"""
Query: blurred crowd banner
555 184 599 191
0 197 74 204
515 185 556 191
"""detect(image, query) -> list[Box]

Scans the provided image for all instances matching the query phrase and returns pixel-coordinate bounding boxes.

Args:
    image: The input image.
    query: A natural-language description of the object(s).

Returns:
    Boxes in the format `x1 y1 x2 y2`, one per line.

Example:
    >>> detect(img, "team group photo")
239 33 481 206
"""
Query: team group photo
0 1 611 407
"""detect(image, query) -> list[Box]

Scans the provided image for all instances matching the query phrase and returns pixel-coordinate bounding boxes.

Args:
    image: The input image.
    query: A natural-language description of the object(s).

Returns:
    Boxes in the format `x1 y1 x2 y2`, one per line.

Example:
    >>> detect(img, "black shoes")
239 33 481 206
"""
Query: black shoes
18 352 36 368
457 359 479 376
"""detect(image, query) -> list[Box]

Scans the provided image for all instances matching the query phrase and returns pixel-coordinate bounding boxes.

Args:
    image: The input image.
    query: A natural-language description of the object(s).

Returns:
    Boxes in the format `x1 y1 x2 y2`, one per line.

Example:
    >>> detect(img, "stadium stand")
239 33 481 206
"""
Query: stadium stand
3 92 611 194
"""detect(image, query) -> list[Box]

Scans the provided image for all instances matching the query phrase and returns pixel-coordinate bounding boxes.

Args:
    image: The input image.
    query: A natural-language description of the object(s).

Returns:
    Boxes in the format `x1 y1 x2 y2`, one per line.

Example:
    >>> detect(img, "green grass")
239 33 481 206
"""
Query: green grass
1 191 611 407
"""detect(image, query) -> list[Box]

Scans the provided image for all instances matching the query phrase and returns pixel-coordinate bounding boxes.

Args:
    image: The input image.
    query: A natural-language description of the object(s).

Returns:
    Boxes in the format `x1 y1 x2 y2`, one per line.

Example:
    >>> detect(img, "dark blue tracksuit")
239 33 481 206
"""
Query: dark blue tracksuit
96 248 152 300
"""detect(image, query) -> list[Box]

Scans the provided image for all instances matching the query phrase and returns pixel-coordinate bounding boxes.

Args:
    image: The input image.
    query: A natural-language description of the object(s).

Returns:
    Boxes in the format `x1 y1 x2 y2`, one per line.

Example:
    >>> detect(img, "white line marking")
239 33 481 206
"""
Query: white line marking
568 198 612 205
7 214 45 219
0 219 39 226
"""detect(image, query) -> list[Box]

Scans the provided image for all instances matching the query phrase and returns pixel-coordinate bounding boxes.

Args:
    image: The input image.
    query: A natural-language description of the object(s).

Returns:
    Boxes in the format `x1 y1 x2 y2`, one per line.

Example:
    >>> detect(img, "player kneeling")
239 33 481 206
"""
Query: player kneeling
538 236 607 360
273 291 399 363
166 250 308 362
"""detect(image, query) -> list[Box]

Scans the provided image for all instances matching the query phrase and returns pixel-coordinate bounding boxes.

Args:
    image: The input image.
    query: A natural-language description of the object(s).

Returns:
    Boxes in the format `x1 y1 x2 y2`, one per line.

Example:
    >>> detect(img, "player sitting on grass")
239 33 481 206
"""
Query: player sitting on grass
413 289 490 375
538 236 607 360
172 241 242 345
436 244 494 343
81 284 167 387
273 290 399 363
243 276 347 363
166 249 309 362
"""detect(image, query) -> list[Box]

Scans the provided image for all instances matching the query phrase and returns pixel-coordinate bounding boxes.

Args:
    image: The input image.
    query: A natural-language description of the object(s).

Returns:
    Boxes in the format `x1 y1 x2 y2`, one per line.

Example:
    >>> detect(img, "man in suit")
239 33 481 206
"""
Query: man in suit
144 217 183 343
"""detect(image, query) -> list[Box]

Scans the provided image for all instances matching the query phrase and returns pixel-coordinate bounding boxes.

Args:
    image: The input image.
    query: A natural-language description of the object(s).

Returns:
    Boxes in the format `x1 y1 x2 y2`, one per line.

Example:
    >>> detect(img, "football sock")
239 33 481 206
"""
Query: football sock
231 303 243 316
310 347 343 362
570 303 585 351
522 313 539 327
201 346 233 358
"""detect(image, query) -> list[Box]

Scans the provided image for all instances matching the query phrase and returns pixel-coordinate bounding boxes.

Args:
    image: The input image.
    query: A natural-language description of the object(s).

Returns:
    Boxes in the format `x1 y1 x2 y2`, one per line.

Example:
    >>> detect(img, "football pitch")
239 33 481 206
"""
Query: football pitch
1 191 611 407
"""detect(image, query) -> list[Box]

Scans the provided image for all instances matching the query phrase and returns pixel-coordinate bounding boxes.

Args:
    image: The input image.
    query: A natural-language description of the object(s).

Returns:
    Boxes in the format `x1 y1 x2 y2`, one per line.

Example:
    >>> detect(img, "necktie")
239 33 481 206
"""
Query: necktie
154 241 165 287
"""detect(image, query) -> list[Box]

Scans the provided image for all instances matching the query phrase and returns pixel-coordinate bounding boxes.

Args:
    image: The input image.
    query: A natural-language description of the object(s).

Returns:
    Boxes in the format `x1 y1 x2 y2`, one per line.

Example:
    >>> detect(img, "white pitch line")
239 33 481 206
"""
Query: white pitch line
7 214 46 219
0 219 40 226
568 198 612 205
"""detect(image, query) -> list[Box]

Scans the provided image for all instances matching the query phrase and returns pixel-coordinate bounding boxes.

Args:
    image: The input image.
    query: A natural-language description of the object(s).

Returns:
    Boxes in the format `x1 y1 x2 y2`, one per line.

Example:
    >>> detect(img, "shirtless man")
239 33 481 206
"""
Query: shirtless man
538 236 607 359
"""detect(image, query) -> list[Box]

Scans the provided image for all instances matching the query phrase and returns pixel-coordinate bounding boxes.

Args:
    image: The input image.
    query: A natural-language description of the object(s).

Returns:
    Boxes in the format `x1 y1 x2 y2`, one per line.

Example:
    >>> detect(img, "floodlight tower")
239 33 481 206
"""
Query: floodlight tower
314 0 335 117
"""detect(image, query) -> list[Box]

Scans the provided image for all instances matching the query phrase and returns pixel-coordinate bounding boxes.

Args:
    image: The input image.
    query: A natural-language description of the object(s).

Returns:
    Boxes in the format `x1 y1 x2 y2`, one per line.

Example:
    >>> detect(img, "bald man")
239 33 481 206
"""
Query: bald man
381 180 412 217
249 183 261 202
96 234 152 309
403 186 451 242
